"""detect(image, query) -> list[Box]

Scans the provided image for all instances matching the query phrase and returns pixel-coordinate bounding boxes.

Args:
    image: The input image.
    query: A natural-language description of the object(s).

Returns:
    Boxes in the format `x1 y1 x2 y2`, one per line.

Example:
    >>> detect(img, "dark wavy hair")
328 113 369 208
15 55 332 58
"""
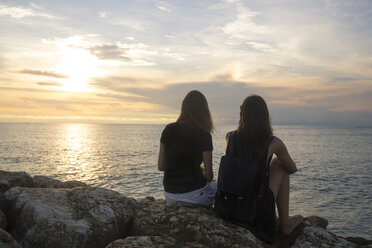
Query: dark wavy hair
236 95 273 158
177 90 214 134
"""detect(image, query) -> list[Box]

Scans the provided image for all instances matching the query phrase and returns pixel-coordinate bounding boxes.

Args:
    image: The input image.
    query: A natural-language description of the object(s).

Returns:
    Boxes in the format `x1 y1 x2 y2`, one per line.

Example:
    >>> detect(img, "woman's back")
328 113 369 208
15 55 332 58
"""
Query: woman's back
161 122 212 193
215 94 303 243
158 90 216 207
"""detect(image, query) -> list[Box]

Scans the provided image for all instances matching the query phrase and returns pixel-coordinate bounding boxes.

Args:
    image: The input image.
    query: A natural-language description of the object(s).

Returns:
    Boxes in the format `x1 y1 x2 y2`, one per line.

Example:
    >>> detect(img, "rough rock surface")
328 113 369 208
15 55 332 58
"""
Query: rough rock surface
0 170 34 194
0 228 20 248
130 197 370 248
33 175 88 188
345 237 372 247
275 216 362 248
291 226 357 248
0 209 6 229
132 197 268 248
105 236 207 248
3 186 139 248
0 171 371 248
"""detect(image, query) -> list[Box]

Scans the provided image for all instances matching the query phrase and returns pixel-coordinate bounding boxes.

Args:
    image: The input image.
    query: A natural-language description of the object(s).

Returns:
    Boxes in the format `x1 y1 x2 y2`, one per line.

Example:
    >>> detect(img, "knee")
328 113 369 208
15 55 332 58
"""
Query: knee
270 157 282 168
270 158 288 175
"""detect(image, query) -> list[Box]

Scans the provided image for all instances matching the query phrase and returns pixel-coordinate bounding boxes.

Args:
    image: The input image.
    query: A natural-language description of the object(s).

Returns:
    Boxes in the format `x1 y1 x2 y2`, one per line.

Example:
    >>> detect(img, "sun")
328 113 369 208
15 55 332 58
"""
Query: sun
56 47 102 92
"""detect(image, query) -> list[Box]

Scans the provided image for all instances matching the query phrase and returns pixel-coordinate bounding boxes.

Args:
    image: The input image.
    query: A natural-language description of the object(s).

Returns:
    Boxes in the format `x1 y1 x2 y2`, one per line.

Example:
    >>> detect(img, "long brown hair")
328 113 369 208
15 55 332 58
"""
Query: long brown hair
177 90 214 134
236 95 273 158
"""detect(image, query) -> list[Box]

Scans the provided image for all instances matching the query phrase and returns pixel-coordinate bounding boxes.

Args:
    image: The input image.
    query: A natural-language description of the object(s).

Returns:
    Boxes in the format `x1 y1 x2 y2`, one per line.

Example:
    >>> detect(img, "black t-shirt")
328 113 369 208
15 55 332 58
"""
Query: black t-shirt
160 122 213 193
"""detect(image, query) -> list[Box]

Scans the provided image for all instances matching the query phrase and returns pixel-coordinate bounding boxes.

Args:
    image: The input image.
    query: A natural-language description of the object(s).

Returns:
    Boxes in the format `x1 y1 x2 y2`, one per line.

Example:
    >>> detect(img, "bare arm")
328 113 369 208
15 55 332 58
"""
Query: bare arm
271 138 297 174
158 142 165 171
202 150 213 182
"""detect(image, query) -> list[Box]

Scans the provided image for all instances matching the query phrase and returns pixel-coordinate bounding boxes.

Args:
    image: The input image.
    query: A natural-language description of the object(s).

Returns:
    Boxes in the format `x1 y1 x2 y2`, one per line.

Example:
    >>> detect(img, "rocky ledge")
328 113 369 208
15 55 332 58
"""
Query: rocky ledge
0 170 371 248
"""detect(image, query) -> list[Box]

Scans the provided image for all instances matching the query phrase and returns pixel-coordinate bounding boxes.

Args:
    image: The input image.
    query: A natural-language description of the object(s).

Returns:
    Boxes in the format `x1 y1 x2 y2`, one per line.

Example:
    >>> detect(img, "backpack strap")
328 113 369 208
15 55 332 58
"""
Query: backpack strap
226 131 236 156
264 136 275 173
258 136 275 197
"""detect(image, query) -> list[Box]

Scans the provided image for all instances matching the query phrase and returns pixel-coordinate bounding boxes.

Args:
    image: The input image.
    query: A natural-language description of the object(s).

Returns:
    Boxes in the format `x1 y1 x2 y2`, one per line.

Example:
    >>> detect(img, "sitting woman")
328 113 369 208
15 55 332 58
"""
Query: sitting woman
158 90 216 206
218 95 303 242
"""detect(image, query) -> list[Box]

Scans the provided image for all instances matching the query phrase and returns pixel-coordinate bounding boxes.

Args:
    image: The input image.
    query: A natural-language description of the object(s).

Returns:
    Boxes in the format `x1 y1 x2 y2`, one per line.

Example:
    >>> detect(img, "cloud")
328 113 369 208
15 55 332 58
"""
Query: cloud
92 76 269 121
91 74 372 125
222 1 269 41
43 36 157 66
162 48 187 61
312 90 372 112
37 82 63 87
0 4 55 19
0 56 7 72
246 42 276 52
0 86 57 93
0 4 35 19
89 44 131 61
91 76 159 90
270 104 372 126
1 1 370 125
112 18 145 31
18 69 69 79
0 86 163 118
330 76 372 84
156 2 172 12
99 11 110 18
42 36 92 49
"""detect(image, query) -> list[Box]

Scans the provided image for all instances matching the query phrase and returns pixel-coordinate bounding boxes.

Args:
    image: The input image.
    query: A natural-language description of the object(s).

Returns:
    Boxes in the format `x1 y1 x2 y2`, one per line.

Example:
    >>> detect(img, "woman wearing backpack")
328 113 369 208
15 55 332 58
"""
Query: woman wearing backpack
216 95 303 242
158 90 216 206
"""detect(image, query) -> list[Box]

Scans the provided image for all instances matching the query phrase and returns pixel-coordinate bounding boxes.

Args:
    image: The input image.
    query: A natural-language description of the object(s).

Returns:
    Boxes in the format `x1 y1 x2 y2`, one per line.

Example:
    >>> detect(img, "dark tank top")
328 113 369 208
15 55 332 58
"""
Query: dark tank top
160 122 213 193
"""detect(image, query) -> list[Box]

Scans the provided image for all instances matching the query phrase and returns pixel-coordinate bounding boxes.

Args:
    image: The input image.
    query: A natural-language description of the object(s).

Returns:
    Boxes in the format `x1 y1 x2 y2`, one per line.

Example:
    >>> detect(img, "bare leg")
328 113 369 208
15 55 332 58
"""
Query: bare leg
269 158 303 235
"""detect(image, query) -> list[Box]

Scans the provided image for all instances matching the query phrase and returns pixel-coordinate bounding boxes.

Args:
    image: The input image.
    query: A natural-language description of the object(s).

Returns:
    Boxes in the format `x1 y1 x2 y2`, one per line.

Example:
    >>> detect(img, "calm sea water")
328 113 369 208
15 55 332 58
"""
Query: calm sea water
0 123 371 239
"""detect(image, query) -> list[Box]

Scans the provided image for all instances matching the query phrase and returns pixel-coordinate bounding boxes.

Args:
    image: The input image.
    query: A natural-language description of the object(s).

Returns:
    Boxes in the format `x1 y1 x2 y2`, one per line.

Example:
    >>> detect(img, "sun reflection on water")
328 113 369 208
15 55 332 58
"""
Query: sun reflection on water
56 124 101 183
65 124 85 166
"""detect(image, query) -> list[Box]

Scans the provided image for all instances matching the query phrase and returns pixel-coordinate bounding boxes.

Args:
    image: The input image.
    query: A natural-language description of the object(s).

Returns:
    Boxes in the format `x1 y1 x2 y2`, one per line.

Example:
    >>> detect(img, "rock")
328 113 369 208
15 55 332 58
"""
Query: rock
3 186 139 248
132 197 268 248
275 216 357 248
0 170 370 248
33 175 88 188
0 209 6 229
274 216 328 247
291 226 357 248
0 171 87 194
0 228 20 248
344 236 372 247
0 170 34 194
105 236 207 248
302 215 329 229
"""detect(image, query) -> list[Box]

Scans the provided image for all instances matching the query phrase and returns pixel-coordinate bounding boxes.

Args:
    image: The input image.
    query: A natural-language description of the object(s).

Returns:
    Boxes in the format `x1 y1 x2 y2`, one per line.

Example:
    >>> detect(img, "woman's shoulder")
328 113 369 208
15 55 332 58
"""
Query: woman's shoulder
166 122 178 127
271 136 282 143
226 130 234 136
225 130 237 140
161 122 178 137
165 122 209 136
163 122 180 131
269 136 286 150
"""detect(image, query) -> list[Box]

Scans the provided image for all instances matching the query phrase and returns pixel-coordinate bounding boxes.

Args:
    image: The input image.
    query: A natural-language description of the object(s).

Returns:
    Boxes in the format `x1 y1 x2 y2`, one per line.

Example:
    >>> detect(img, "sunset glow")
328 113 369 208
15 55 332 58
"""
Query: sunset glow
0 1 371 125
57 50 100 92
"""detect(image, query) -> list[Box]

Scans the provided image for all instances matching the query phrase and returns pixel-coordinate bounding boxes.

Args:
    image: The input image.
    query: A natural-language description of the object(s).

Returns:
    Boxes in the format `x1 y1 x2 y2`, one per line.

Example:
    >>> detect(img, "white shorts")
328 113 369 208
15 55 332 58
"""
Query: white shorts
164 181 217 207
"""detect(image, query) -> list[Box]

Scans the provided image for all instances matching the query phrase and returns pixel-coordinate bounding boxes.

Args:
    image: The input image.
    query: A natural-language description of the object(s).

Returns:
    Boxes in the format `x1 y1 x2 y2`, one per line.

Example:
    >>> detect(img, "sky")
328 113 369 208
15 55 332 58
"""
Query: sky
0 0 371 126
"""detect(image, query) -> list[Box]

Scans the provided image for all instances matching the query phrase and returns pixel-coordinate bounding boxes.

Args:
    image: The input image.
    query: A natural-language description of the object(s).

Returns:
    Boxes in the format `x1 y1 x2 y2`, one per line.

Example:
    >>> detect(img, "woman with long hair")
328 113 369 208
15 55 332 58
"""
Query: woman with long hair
158 90 216 206
220 95 303 242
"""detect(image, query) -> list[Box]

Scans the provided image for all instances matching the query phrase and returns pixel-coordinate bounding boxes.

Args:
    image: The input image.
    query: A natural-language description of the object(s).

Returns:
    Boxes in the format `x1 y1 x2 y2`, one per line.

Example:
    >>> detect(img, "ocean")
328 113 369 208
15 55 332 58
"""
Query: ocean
0 123 371 239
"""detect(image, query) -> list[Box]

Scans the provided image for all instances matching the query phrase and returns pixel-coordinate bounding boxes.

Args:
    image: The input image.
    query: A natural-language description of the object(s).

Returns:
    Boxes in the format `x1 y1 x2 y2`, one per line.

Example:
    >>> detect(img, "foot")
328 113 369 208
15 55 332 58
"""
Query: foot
281 215 304 235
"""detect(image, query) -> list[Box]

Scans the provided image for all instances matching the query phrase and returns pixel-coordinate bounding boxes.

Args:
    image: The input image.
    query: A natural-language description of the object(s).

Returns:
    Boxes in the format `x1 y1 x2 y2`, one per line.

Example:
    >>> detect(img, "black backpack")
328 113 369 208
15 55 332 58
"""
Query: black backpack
214 131 276 243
